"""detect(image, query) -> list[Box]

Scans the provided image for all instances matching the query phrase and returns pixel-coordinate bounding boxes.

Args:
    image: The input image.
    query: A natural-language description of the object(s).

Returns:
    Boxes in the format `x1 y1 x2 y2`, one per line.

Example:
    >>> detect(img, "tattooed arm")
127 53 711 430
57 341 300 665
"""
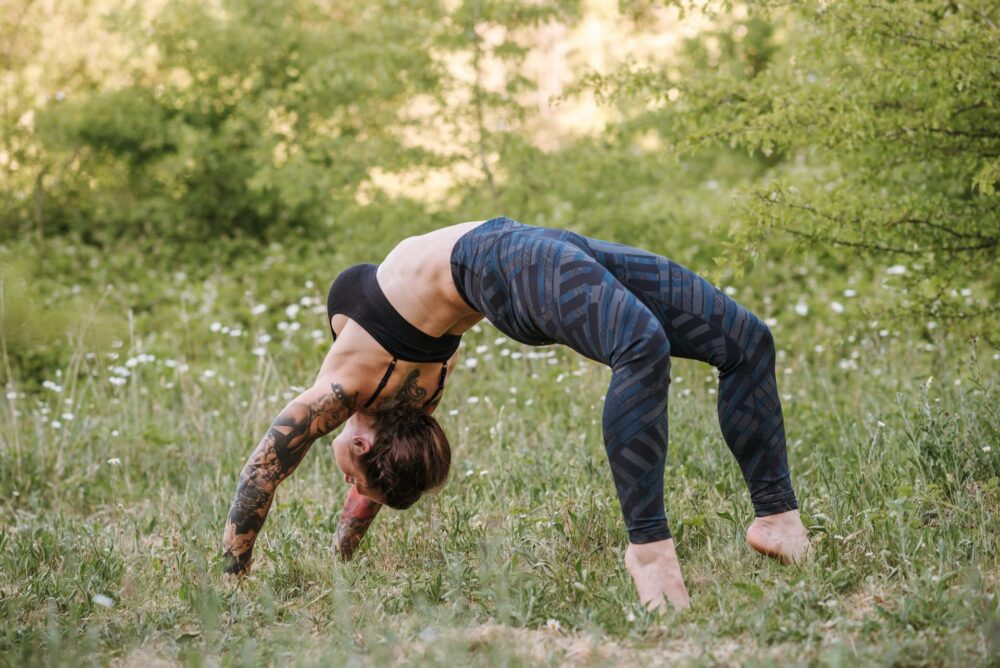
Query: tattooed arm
222 377 357 574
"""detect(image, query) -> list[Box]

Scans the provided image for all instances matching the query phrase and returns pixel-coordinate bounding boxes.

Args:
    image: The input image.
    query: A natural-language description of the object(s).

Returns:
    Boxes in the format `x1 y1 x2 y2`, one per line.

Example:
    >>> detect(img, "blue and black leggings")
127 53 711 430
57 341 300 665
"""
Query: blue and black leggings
451 217 798 543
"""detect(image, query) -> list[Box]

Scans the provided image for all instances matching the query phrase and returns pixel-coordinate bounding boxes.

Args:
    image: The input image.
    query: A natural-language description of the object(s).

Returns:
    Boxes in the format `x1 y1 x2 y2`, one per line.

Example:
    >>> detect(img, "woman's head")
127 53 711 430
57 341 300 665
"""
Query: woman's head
331 406 451 509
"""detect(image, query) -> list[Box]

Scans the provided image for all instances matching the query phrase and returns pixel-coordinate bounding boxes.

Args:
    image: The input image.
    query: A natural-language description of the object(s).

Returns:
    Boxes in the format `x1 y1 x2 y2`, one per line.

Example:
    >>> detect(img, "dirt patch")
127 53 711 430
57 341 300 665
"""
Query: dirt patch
110 644 182 668
397 623 749 666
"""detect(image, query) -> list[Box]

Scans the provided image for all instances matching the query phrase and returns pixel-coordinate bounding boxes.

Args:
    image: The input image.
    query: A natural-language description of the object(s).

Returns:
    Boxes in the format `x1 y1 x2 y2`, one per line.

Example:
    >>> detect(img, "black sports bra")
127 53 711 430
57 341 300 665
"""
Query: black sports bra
326 263 460 409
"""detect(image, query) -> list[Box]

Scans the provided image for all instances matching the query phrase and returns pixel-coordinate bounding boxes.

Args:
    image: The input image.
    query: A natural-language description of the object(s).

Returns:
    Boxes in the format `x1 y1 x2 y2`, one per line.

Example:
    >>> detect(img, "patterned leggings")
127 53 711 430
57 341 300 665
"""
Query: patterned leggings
451 217 798 543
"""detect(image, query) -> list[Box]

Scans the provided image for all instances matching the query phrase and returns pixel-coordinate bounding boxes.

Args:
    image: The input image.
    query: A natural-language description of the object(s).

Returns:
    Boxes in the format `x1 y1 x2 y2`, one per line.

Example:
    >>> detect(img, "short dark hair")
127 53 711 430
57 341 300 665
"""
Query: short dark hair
360 405 451 509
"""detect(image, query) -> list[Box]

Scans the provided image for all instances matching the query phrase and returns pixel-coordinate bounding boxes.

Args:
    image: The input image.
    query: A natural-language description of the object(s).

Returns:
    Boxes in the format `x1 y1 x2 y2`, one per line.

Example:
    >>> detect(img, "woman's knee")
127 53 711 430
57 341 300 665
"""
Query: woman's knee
752 317 775 354
621 322 671 375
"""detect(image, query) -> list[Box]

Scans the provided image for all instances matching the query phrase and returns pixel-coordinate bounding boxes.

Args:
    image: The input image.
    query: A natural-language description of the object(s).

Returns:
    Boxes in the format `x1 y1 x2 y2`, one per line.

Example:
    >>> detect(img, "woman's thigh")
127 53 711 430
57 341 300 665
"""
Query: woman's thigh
491 232 667 367
562 233 762 369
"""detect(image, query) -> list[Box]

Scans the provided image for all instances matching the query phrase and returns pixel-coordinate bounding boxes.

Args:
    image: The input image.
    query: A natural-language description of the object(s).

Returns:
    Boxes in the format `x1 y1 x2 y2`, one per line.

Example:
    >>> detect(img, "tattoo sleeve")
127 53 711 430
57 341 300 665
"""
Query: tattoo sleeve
222 382 355 574
332 486 383 561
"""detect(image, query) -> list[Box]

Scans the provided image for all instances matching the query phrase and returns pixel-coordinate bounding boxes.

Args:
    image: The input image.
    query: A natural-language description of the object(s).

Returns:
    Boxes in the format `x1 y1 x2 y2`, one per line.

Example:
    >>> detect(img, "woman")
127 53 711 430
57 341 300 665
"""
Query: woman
222 216 810 610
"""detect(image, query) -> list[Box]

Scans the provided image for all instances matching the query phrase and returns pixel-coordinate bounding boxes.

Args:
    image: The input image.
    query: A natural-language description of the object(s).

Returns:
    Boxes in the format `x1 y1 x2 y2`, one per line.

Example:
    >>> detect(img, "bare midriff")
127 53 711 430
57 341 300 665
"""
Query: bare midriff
326 220 487 411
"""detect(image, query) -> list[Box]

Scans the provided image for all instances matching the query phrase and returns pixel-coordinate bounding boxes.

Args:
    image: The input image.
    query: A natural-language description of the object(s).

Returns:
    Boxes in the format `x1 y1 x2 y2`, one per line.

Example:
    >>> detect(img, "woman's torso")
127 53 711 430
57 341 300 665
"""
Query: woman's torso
328 220 487 410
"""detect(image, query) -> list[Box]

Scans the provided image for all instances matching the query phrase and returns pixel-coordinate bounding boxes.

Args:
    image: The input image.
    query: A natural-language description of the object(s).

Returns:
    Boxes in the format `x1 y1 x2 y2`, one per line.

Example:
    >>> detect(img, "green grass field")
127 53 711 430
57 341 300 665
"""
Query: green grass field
1 237 998 666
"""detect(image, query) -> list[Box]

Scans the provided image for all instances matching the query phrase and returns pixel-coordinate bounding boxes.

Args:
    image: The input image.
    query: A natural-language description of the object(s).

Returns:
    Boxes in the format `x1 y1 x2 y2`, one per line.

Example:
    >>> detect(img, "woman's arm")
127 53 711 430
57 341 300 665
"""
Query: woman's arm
222 375 358 574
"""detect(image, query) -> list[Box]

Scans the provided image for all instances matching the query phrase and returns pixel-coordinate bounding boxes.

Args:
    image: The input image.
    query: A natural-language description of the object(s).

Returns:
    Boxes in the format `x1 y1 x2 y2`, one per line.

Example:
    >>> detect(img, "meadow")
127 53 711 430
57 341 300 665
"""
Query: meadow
2 0 999 664
1 224 997 666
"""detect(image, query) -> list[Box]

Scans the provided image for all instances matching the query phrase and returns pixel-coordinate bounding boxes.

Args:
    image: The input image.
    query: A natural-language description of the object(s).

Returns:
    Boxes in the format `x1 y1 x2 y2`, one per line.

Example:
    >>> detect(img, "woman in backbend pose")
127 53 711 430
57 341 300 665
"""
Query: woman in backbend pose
222 216 810 610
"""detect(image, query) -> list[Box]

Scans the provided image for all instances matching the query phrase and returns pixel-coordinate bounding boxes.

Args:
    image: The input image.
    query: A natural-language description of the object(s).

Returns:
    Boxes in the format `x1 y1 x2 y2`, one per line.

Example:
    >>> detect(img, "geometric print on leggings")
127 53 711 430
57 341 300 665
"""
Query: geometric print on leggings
450 217 798 543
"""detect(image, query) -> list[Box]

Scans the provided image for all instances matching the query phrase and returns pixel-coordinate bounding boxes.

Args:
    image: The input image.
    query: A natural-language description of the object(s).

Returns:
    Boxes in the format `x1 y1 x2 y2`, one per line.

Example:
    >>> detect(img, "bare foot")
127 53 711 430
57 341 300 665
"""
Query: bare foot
624 539 691 612
746 509 811 564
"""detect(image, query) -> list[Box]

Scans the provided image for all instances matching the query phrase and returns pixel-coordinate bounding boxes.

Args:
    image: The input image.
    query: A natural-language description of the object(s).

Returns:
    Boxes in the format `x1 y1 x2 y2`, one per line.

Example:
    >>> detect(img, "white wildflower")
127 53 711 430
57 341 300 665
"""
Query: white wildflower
202 369 217 379
984 446 992 453
310 329 324 340
285 304 300 319
6 392 16 401
257 333 271 344
546 619 562 632
92 594 114 608
465 358 479 369
449 409 459 416
886 265 907 275
794 301 809 316
877 420 886 428
109 377 127 387
500 349 510 357
251 304 267 315
479 470 489 476
724 286 737 295
210 322 222 332
765 317 778 328
42 380 63 393
830 301 844 314
960 288 972 297
475 344 489 354
50 420 62 430
511 352 523 360
494 336 507 346
61 412 75 421
466 396 480 404
252 347 266 357
107 458 121 466
844 289 857 297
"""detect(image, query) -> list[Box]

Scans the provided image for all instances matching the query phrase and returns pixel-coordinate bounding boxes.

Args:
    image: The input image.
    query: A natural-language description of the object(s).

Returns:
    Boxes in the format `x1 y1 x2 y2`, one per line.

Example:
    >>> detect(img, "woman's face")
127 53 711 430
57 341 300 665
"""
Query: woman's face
331 412 383 502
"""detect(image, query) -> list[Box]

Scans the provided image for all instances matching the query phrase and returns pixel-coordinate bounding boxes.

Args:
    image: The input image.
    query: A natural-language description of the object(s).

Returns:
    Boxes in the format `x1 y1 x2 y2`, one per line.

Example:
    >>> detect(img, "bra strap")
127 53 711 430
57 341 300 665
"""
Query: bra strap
364 357 398 408
423 361 449 408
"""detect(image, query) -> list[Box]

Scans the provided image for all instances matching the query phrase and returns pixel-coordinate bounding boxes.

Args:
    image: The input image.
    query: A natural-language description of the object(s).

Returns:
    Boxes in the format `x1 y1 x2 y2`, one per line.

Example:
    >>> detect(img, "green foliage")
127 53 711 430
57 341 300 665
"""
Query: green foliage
2 2 999 662
590 0 1000 336
19 0 450 242
0 258 124 383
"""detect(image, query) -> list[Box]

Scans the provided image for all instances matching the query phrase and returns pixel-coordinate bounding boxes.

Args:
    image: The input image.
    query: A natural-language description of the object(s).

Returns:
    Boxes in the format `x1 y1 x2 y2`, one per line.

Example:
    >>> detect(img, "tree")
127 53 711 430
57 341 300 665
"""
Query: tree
589 0 999 337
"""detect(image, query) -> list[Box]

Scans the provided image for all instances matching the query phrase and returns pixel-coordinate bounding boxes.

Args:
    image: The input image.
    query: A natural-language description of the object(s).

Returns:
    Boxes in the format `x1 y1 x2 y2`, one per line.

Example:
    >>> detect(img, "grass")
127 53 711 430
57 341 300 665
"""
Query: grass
1 236 998 667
